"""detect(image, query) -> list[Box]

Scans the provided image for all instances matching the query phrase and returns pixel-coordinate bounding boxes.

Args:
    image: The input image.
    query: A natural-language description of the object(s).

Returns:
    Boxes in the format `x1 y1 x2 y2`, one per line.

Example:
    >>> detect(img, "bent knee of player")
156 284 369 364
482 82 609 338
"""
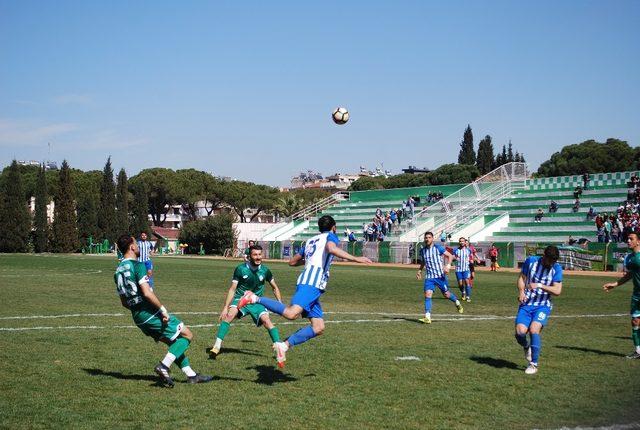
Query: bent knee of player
261 315 274 328
180 326 193 340
282 307 302 320
528 323 543 334
632 317 640 327
312 321 325 336
515 324 528 335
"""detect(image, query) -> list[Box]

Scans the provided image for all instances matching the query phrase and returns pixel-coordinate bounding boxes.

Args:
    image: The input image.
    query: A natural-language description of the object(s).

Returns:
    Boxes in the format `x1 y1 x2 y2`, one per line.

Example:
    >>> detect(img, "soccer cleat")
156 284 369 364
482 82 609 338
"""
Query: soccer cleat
418 316 432 324
626 352 640 359
273 342 288 368
206 345 221 358
456 303 464 314
237 290 258 309
154 363 175 388
461 295 467 302
525 347 532 363
466 298 471 303
187 373 214 384
525 363 538 375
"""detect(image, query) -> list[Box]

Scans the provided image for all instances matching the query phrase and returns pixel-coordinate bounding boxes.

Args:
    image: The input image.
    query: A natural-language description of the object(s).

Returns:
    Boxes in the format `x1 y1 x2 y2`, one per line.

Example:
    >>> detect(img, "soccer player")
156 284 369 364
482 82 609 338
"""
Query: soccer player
114 234 212 387
514 246 563 375
208 245 286 367
243 240 255 262
236 215 371 364
467 239 479 290
453 237 472 302
416 232 464 324
137 232 154 288
603 232 640 359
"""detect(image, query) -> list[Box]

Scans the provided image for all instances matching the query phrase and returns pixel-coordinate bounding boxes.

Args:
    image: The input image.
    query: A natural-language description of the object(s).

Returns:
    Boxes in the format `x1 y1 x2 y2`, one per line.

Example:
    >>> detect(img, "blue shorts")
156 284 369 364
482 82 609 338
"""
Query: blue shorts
515 305 552 328
144 260 153 272
291 284 324 319
424 276 449 294
455 271 470 281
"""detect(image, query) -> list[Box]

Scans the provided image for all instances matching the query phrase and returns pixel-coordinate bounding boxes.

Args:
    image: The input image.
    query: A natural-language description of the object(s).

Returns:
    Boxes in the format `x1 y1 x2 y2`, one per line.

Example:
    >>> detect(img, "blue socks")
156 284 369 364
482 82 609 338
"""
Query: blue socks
258 297 286 315
465 285 471 298
515 332 528 348
530 333 541 363
287 326 316 347
448 293 458 303
424 297 432 313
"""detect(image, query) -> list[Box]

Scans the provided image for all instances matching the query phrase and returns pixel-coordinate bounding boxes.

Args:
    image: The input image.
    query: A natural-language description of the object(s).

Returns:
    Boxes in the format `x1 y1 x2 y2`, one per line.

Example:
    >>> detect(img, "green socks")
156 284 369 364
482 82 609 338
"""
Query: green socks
217 321 231 340
168 336 190 358
633 326 640 348
268 327 280 343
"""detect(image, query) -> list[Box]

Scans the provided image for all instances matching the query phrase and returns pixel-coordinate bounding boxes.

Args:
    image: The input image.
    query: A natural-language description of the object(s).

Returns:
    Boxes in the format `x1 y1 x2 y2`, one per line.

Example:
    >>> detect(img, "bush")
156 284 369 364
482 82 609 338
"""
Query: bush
179 214 235 255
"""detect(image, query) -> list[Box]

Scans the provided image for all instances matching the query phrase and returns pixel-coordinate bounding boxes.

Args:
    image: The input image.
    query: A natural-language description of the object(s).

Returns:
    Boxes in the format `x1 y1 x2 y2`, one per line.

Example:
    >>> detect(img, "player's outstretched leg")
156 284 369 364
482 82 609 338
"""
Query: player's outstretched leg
443 290 463 314
419 290 432 324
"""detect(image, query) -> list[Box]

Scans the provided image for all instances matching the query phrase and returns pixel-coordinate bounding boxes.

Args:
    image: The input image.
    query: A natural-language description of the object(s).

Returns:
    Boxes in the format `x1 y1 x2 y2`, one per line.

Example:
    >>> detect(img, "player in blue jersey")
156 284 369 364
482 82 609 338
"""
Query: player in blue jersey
416 232 464 324
514 246 563 374
137 232 154 288
453 237 473 302
237 215 371 365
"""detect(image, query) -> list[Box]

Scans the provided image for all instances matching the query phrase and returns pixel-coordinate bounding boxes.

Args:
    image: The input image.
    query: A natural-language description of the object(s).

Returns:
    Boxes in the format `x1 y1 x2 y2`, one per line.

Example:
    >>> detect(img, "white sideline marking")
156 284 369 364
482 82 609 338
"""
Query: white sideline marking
0 311 626 321
395 356 421 361
0 313 629 332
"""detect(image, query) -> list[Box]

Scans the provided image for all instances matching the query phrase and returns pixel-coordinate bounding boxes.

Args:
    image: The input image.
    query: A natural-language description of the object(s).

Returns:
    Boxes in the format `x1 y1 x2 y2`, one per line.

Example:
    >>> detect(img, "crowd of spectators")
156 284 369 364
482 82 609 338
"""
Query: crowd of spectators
362 206 404 242
593 186 640 243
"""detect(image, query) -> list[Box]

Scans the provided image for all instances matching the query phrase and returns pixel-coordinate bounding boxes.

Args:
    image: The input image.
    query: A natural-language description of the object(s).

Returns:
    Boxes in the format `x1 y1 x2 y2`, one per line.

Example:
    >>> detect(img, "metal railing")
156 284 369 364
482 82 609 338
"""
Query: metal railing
400 162 529 241
290 191 350 221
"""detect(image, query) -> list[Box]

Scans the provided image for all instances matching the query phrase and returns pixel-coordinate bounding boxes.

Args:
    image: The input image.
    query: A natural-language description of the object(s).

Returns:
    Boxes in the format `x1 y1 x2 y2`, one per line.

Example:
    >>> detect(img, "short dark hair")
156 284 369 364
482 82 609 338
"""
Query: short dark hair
117 234 135 254
318 215 336 233
424 231 433 238
541 245 560 268
249 244 263 252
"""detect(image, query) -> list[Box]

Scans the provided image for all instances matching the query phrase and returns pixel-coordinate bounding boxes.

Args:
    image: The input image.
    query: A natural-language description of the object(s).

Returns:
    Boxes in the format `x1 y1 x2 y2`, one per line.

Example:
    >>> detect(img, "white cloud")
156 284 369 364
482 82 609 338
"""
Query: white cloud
0 119 79 147
52 94 93 106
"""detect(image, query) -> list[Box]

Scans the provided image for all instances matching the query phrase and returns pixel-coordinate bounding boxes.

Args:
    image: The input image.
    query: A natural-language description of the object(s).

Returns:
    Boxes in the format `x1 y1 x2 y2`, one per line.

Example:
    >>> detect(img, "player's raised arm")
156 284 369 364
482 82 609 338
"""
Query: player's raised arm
326 240 372 264
603 272 632 292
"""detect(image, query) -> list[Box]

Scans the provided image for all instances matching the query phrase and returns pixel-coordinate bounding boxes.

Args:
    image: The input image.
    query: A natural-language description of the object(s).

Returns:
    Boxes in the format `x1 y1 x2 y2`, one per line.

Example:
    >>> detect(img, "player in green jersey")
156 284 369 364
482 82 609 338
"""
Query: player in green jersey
603 231 640 359
207 244 286 367
114 234 213 387
243 240 255 261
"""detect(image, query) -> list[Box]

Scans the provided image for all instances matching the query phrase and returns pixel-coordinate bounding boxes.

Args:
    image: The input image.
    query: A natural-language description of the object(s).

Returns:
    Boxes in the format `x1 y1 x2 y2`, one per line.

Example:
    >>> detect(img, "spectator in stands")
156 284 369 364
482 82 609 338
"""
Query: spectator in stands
534 208 544 223
549 200 558 213
628 174 639 188
396 208 402 226
366 223 375 242
604 217 612 243
377 230 385 242
567 235 577 246
611 223 620 243
408 196 415 218
572 198 580 213
582 172 590 190
573 185 583 200
597 225 605 243
345 228 357 242
587 206 596 221
390 209 397 225
375 207 383 219
439 231 447 244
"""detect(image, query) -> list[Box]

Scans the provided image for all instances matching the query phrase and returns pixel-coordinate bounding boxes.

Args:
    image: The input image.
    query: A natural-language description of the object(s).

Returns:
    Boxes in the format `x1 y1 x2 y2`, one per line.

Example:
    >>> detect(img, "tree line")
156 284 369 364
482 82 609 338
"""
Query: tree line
0 159 330 253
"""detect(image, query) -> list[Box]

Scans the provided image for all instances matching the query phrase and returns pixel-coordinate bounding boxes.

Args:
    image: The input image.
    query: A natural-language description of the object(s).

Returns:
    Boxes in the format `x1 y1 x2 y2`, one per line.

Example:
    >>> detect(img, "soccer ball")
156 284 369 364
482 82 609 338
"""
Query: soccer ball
332 107 349 125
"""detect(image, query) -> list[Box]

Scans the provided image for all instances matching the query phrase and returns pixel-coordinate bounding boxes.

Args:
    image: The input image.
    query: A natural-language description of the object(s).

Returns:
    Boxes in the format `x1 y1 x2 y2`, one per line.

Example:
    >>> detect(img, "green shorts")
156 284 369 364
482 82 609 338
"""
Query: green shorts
631 297 640 319
132 308 184 342
230 297 269 326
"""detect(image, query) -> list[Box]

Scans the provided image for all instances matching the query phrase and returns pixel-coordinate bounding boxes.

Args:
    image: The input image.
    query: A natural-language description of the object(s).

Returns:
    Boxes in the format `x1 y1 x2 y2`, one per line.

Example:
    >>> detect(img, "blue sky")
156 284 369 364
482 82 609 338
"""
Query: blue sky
1 1 639 186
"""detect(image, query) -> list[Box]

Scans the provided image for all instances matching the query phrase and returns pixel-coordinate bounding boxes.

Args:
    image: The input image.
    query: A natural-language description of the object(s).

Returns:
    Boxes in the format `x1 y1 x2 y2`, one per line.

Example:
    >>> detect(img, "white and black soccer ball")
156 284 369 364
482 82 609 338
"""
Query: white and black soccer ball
332 107 349 125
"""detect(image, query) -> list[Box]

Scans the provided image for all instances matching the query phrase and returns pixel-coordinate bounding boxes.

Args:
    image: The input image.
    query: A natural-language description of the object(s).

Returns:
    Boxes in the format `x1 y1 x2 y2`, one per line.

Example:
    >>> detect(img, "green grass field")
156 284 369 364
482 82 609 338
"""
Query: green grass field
0 254 638 429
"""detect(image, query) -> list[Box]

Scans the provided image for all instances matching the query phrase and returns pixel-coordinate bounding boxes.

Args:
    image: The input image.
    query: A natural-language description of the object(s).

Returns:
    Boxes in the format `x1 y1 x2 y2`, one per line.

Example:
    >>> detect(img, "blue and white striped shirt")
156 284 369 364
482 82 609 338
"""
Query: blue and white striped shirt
454 247 471 273
137 240 153 262
521 256 563 308
420 244 447 279
296 232 340 291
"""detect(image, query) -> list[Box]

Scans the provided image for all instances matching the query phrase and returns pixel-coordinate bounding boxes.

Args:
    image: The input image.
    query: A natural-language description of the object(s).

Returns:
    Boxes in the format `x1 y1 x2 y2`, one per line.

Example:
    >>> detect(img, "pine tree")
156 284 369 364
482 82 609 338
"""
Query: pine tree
507 140 514 163
33 164 49 252
0 160 31 252
476 135 495 175
130 181 151 237
115 168 130 238
98 157 117 245
457 125 476 165
519 152 526 163
77 192 99 247
52 160 79 252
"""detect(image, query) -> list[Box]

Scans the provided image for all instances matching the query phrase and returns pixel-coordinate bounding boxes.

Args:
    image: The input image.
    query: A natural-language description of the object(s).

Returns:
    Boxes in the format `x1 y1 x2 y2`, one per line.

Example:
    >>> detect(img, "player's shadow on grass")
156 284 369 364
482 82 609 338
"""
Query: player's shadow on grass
206 347 265 359
554 345 626 357
382 316 424 325
469 356 521 370
246 365 298 385
83 368 247 385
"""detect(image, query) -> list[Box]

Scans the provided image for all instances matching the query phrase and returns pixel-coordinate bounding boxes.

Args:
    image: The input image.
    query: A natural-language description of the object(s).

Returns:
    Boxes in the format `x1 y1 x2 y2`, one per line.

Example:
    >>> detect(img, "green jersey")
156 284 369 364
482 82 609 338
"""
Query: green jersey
623 251 640 300
114 258 152 309
232 263 273 299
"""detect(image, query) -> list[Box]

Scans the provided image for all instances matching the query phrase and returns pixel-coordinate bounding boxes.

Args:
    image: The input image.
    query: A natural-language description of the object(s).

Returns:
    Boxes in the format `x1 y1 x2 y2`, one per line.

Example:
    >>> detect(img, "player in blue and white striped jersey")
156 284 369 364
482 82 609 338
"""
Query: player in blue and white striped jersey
515 246 563 375
453 238 473 302
237 215 372 365
137 232 155 288
416 232 464 324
